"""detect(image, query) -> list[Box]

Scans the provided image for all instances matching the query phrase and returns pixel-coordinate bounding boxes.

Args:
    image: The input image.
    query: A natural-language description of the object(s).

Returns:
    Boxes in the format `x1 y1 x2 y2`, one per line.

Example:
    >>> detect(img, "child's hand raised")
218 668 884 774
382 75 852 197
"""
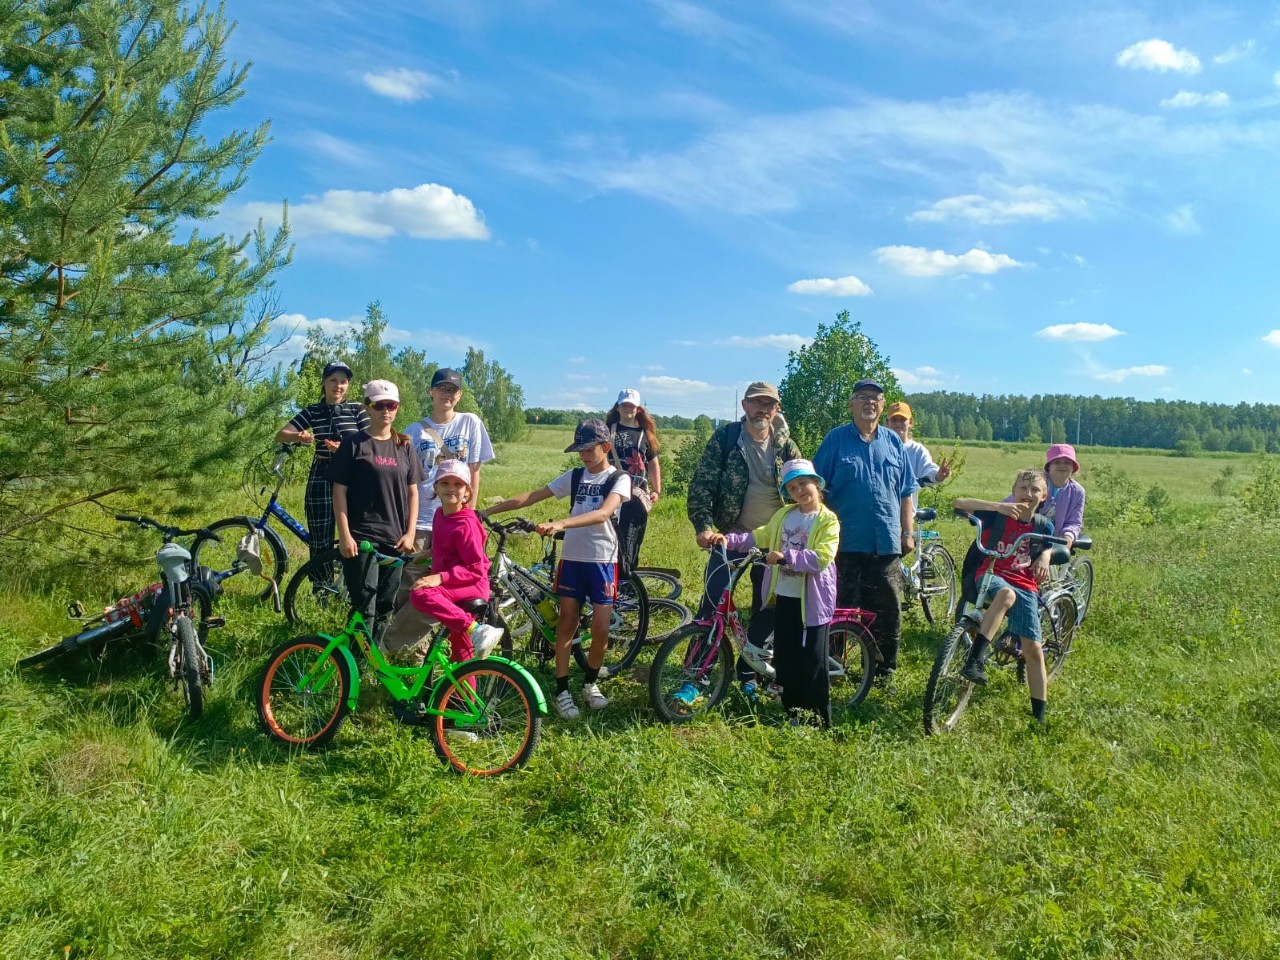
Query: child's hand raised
997 500 1035 521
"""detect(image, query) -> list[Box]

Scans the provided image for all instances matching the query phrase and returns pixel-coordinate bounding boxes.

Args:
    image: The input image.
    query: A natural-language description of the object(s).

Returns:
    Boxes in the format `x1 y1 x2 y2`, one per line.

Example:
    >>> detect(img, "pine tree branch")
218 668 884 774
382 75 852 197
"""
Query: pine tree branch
0 486 130 539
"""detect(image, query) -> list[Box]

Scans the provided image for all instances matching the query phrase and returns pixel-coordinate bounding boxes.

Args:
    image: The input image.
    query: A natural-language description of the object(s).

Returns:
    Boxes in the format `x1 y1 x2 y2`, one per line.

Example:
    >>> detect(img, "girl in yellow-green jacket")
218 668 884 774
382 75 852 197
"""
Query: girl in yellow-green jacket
711 459 840 727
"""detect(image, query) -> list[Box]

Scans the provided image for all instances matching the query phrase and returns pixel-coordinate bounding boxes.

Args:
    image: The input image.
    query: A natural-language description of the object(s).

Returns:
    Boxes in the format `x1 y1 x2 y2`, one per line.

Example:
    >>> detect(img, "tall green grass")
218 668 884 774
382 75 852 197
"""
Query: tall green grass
1 428 1277 958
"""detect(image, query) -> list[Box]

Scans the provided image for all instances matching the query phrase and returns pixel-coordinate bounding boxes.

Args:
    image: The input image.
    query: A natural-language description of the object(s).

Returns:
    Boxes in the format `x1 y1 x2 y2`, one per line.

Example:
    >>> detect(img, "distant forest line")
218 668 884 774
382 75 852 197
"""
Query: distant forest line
526 392 1280 454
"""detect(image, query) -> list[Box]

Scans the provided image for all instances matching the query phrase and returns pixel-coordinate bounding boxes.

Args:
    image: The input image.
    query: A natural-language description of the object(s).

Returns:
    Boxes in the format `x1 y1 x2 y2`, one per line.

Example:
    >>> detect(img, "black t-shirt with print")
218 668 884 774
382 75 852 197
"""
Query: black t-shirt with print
611 425 654 487
327 432 425 546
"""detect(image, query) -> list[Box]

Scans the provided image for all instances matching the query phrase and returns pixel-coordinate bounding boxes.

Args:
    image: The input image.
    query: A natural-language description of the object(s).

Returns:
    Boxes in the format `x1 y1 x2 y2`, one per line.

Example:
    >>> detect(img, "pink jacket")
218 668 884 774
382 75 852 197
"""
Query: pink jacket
430 506 490 595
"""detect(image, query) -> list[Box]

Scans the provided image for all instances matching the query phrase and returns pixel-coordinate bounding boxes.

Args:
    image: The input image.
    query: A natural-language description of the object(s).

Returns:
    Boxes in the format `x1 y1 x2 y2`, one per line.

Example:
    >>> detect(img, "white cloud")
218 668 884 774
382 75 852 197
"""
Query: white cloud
1116 39 1201 74
1262 331 1280 347
908 187 1086 224
645 364 665 371
637 375 717 395
1094 364 1169 382
1165 204 1200 234
1242 367 1253 375
1036 322 1124 342
239 184 489 241
714 334 811 349
893 366 944 388
362 68 437 102
1274 71 1280 90
874 245 1026 277
786 275 873 296
670 339 700 347
270 312 478 367
1160 90 1230 109
1213 40 1254 65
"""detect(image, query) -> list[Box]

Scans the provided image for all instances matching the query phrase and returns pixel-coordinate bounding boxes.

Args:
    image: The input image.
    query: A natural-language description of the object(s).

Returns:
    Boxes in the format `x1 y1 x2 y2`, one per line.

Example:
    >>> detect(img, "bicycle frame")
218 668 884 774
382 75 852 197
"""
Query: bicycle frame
248 447 312 545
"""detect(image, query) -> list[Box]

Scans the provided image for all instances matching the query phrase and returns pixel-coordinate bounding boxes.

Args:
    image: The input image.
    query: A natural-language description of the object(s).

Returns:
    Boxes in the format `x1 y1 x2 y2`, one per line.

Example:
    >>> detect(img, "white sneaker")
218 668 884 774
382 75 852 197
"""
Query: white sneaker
553 689 580 719
470 622 504 659
741 642 776 680
582 682 609 711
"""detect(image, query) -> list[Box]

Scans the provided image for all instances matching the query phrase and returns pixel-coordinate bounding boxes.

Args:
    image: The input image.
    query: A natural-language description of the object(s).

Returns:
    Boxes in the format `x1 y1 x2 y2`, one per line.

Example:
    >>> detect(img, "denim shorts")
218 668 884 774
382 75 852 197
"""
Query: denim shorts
979 575 1041 644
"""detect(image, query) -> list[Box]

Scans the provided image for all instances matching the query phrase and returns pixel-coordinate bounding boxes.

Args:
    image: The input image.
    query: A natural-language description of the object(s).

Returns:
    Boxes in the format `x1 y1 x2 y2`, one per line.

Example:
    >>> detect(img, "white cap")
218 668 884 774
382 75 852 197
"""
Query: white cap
363 379 400 403
616 388 641 406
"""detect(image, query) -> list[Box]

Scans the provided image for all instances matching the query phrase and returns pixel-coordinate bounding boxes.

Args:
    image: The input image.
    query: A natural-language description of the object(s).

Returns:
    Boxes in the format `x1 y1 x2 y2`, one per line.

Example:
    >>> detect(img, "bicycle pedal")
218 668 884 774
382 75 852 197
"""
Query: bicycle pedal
203 616 226 629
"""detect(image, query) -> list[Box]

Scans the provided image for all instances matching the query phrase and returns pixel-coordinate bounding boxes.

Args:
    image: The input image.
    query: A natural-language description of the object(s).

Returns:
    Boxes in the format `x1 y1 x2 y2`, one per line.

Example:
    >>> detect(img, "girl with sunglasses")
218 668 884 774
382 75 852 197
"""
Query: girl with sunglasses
328 380 424 641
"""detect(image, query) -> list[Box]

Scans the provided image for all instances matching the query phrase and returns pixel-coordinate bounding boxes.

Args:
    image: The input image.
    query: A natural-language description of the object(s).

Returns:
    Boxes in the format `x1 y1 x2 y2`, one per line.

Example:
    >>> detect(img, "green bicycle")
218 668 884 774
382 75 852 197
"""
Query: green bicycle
256 543 547 776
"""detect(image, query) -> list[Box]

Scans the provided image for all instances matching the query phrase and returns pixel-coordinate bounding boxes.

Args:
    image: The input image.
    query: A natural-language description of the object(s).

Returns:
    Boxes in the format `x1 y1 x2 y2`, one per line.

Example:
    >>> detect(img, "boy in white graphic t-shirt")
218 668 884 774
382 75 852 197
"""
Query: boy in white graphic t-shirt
484 419 631 720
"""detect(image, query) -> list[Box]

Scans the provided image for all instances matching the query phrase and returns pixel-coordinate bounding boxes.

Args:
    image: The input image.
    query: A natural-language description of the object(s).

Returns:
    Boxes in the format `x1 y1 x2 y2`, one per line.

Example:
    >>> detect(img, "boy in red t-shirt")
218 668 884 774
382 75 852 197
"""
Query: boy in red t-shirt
953 469 1055 722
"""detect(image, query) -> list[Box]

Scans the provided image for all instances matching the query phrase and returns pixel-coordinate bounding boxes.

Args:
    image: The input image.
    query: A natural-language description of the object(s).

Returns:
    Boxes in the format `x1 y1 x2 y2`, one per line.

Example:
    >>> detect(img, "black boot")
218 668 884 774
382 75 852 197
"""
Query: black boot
960 632 991 685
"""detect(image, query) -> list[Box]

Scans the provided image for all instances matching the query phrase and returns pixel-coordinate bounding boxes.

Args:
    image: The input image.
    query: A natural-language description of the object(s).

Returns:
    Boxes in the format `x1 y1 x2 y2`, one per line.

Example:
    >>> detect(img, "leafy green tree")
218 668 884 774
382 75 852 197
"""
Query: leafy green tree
779 310 898 453
1024 415 1043 444
462 347 526 442
664 416 713 497
0 0 290 535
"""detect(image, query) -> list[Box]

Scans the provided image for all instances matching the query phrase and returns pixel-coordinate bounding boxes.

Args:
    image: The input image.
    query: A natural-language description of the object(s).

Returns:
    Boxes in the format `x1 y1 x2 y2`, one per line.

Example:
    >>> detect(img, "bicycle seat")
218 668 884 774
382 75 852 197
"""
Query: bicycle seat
1048 545 1071 565
914 507 937 523
1072 534 1093 551
460 598 490 616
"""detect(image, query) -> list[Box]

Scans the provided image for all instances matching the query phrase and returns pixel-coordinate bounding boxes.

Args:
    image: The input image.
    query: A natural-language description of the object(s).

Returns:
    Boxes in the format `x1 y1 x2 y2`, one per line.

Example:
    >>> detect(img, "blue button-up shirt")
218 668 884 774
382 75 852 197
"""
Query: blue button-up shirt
812 423 918 554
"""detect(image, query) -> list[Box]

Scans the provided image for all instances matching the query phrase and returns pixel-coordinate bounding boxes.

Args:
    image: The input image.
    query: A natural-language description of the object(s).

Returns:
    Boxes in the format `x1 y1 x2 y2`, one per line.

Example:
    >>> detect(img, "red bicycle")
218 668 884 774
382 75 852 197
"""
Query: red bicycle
648 545 879 722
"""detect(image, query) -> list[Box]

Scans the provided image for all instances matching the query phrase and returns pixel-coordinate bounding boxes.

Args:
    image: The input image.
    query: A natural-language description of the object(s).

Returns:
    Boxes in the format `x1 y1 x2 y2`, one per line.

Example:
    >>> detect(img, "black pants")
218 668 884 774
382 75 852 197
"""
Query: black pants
342 544 401 639
835 552 902 673
774 595 831 727
698 547 775 682
616 497 649 575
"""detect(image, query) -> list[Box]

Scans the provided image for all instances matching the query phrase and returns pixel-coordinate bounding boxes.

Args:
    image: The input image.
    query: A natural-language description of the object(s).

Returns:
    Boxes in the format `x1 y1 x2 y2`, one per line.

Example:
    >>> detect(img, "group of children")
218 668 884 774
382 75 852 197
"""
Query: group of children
308 368 1089 729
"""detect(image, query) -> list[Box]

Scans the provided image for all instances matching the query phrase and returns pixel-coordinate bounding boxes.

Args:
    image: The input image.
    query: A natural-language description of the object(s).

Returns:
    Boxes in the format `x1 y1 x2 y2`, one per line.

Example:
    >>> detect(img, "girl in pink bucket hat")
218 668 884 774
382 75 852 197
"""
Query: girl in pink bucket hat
1041 444 1086 549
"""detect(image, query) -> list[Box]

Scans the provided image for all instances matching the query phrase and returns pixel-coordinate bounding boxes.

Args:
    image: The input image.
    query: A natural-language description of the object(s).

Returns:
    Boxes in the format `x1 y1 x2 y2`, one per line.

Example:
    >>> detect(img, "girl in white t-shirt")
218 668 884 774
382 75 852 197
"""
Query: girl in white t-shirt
483 419 630 720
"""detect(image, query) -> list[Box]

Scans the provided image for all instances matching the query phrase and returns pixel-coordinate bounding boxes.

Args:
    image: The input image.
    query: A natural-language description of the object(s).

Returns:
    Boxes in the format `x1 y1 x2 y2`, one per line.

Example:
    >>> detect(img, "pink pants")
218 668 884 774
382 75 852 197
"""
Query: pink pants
409 583 489 663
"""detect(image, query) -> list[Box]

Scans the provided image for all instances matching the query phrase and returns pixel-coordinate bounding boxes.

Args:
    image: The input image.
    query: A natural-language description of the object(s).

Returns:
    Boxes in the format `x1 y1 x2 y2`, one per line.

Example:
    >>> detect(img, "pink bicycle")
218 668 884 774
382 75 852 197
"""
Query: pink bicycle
648 545 880 722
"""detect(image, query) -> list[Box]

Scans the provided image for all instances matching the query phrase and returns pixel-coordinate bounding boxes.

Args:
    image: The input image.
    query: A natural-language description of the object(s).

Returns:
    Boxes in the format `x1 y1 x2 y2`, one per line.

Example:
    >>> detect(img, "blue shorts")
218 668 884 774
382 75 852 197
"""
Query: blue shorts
555 559 617 606
979 575 1041 644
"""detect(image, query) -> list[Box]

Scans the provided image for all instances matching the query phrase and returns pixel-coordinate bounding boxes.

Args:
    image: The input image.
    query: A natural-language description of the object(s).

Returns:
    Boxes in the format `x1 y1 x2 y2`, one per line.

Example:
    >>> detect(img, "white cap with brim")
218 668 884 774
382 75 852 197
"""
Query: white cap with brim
617 388 641 406
363 379 400 404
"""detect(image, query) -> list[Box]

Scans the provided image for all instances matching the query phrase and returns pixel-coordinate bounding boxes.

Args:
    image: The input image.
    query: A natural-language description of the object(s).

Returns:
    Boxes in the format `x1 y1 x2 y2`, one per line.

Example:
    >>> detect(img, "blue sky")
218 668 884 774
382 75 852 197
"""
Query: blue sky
216 0 1280 418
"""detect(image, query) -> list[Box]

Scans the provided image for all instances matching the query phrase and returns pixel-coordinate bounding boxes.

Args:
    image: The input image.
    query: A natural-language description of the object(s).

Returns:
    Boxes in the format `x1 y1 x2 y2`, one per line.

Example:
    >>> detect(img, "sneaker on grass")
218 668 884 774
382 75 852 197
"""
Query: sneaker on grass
582 682 608 711
553 689 580 719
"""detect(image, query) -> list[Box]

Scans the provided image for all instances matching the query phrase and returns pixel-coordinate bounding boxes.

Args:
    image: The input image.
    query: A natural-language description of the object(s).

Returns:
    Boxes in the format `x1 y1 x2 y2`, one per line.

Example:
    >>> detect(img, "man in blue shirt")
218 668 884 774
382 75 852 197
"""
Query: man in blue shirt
812 378 918 691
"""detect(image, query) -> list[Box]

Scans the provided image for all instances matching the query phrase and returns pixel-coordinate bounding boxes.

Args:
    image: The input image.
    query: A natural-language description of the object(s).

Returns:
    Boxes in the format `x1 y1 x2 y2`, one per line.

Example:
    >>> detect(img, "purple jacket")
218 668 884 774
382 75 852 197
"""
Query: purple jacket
1042 478 1086 542
723 504 840 627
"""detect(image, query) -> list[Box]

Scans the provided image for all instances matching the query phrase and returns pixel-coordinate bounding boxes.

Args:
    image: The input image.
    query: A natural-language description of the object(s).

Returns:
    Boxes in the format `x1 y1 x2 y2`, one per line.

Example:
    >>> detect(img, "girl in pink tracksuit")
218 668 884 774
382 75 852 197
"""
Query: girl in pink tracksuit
408 460 503 665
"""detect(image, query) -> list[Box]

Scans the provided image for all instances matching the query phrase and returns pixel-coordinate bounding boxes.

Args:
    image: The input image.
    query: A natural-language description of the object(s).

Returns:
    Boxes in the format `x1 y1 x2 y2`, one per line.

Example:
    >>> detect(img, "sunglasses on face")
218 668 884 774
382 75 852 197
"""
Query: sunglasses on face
369 400 400 412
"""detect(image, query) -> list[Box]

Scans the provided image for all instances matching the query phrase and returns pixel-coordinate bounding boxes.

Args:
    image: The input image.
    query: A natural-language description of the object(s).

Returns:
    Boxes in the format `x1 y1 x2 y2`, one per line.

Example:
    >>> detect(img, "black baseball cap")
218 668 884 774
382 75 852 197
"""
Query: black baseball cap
565 418 611 452
852 377 886 396
431 368 464 389
322 360 353 380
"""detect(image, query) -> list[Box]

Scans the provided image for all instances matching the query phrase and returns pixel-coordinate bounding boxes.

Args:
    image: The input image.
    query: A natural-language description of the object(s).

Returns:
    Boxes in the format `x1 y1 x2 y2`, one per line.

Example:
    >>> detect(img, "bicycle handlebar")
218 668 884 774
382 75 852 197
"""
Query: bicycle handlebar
954 511 1068 560
114 514 219 541
357 541 414 567
480 515 538 537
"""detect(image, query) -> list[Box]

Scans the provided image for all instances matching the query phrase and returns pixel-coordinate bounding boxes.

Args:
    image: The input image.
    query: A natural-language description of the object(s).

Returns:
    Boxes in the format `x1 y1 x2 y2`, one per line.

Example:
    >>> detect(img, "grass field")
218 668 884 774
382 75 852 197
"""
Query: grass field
2 426 1278 958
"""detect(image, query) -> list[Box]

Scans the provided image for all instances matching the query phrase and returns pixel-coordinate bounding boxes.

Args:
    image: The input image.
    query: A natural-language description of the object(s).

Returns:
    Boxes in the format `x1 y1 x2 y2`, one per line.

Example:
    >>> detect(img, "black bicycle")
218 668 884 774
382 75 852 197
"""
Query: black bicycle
19 514 245 718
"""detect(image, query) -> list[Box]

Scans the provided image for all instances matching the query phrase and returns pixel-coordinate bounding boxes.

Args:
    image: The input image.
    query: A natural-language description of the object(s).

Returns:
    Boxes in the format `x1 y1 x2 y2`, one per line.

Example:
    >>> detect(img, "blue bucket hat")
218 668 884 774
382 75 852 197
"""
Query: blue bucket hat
778 458 826 501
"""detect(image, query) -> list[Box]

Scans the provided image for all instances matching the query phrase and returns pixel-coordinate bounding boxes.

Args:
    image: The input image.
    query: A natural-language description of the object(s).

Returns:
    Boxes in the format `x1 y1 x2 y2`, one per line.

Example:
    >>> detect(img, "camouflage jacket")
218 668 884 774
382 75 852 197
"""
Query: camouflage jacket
686 416 802 534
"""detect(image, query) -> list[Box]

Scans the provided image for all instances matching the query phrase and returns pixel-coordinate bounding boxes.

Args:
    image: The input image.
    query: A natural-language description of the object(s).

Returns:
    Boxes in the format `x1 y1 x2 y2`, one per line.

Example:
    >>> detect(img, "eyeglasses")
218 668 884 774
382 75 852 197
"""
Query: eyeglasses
369 400 400 411
746 398 779 410
854 394 884 403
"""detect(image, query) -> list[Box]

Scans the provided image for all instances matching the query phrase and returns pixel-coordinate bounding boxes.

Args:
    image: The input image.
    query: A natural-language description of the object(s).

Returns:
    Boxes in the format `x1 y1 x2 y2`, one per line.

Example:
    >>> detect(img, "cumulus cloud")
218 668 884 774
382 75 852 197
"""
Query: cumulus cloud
362 68 437 102
1094 364 1169 382
270 312 477 366
1160 90 1230 109
786 275 873 296
1116 39 1201 73
637 375 717 395
1036 322 1124 342
239 184 489 240
1274 71 1280 89
1262 331 1280 347
874 245 1026 277
908 188 1086 224
715 334 811 349
1165 205 1200 234
893 366 944 388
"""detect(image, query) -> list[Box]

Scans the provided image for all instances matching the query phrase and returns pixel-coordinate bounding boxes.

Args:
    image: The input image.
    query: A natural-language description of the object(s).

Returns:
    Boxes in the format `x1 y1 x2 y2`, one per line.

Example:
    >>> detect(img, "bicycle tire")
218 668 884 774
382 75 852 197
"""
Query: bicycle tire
175 615 206 720
648 623 735 723
192 517 288 602
257 637 352 748
428 660 542 776
632 568 682 602
646 597 693 645
1071 557 1094 624
571 574 648 678
923 621 978 735
827 620 877 710
919 545 958 625
18 616 133 667
283 548 349 626
1042 591 1078 681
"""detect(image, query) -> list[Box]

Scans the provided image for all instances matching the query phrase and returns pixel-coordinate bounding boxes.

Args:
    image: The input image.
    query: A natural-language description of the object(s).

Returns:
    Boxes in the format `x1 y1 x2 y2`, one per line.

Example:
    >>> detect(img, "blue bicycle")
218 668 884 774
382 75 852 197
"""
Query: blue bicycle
191 445 310 599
